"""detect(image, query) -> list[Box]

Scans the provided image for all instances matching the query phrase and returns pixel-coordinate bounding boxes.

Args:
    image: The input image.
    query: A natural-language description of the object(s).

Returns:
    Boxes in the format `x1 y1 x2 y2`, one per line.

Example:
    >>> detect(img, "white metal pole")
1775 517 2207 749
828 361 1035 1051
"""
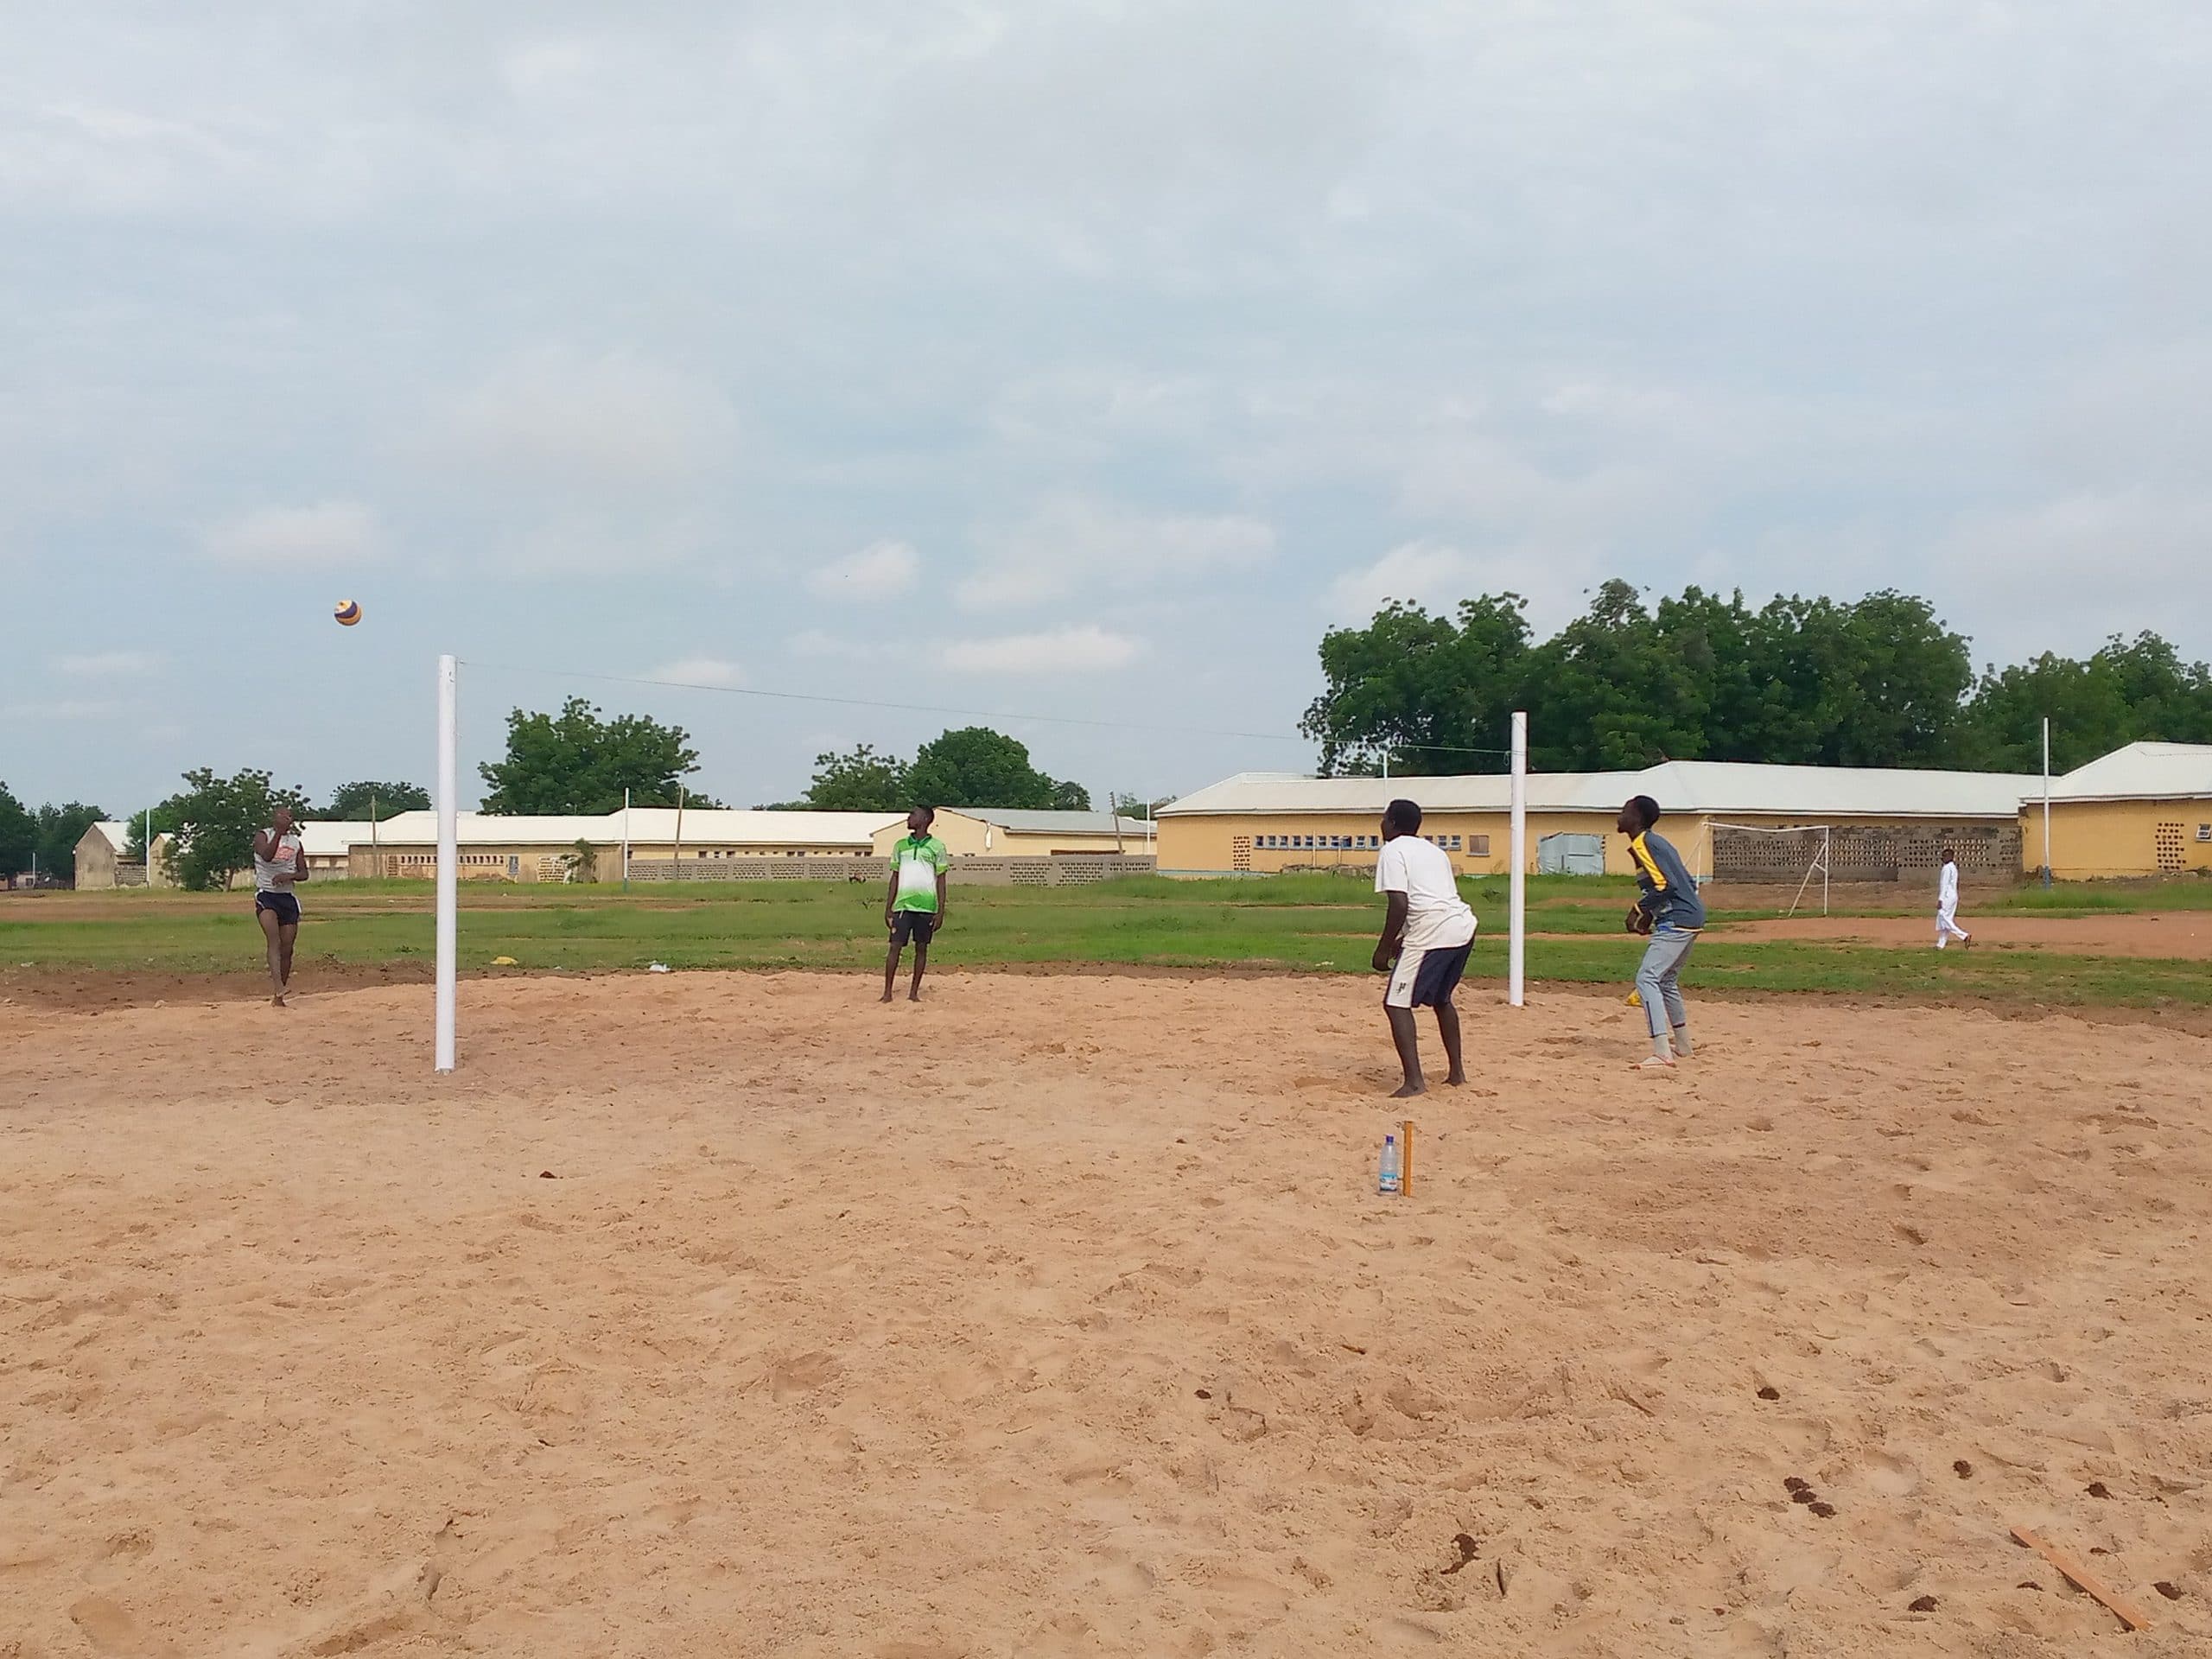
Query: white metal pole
1509 710 1527 1008
2041 716 2053 887
434 654 458 1073
623 789 632 889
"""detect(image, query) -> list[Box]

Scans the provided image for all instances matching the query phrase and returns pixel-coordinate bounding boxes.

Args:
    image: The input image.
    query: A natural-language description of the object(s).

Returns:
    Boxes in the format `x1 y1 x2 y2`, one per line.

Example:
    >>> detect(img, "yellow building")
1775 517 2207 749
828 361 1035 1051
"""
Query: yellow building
2022 742 2212 879
1155 762 2038 880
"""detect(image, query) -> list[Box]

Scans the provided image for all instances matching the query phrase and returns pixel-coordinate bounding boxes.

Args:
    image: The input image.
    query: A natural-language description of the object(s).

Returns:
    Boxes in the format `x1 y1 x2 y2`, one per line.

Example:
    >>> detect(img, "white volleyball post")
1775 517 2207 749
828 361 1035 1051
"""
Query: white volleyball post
1509 709 1527 1007
434 654 458 1073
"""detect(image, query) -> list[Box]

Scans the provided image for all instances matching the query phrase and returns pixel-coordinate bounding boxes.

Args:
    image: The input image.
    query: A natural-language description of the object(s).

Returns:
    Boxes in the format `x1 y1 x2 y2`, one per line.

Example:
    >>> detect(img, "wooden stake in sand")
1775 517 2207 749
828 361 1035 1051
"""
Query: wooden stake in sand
2010 1526 2152 1632
1401 1120 1414 1198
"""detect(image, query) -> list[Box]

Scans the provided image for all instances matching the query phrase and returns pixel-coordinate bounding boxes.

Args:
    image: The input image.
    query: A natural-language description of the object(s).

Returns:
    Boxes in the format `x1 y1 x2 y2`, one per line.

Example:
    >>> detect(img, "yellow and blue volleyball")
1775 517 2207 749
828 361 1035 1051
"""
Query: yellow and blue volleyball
334 599 362 626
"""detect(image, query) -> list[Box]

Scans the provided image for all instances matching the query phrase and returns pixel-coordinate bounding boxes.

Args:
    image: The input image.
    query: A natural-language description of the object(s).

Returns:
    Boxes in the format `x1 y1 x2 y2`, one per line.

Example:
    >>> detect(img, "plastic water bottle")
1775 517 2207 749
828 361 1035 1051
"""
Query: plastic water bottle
1378 1134 1402 1196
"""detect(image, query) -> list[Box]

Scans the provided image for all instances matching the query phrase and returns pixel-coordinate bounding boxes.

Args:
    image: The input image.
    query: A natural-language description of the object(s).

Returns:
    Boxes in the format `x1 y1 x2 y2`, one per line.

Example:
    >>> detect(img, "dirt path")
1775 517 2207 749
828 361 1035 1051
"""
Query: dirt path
1722 911 2212 958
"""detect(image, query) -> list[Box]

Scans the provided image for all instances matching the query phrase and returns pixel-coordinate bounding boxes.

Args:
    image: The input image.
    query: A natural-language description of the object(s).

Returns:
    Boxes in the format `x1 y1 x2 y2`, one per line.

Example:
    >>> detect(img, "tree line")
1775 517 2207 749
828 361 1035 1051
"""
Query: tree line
1300 580 2212 776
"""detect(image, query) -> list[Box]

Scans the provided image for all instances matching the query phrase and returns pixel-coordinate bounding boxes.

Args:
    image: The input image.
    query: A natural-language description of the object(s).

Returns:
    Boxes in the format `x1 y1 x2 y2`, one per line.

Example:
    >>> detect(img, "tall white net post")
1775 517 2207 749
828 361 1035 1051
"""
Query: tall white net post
1509 709 1527 1007
435 654 458 1073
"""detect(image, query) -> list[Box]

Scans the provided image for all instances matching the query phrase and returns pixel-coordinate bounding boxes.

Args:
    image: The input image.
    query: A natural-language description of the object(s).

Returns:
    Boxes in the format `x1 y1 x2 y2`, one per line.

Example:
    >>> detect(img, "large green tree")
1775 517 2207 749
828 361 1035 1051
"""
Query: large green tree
326 780 430 821
143 768 314 892
1307 581 1985 774
479 698 715 814
35 801 108 885
800 744 909 811
1301 595 1533 774
1955 633 2212 772
0 782 35 880
904 728 1090 810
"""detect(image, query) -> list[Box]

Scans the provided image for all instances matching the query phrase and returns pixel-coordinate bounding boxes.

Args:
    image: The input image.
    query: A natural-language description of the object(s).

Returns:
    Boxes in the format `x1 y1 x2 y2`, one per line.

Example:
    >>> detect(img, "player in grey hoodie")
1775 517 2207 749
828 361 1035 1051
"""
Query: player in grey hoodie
1620 794 1704 1069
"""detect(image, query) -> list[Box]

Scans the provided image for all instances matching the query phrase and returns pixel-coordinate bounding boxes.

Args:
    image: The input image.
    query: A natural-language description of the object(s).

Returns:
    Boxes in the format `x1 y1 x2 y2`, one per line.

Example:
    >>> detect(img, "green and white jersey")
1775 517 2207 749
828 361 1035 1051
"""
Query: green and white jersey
891 835 950 912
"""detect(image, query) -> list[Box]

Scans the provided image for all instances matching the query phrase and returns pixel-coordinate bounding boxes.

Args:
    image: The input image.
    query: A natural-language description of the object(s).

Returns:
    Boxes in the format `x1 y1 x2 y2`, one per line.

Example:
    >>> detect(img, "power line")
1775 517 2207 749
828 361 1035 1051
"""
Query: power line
457 659 1511 757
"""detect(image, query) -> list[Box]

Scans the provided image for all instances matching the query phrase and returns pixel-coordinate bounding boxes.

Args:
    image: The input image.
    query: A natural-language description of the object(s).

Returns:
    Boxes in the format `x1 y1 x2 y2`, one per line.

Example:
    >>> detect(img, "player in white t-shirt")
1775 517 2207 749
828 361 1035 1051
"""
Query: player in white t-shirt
1370 798 1478 1097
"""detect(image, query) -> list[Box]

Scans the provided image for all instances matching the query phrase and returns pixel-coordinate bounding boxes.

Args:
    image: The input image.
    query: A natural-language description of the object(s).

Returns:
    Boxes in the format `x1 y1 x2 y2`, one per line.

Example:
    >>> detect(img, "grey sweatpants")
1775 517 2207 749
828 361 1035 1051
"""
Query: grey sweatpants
1635 925 1698 1038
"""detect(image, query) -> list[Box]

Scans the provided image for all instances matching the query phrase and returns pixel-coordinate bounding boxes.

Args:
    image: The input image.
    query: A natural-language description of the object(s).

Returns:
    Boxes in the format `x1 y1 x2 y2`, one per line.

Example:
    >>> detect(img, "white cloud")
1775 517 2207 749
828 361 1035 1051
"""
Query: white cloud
805 538 919 601
1325 538 1589 632
426 346 738 489
1932 489 2212 658
199 500 378 566
54 650 162 677
940 626 1143 675
3 698 124 721
788 630 877 662
648 656 744 688
960 497 1275 611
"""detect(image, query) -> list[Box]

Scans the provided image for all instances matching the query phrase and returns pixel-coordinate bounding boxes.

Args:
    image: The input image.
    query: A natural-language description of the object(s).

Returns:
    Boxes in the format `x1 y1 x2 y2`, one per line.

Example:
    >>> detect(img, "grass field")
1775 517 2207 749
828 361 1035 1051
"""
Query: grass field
5 873 2209 1009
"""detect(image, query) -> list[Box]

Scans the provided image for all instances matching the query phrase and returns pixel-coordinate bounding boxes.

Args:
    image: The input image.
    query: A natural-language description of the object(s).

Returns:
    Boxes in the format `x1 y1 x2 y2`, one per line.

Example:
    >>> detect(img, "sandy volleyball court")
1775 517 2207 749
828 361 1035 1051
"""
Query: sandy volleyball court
3 972 2209 1656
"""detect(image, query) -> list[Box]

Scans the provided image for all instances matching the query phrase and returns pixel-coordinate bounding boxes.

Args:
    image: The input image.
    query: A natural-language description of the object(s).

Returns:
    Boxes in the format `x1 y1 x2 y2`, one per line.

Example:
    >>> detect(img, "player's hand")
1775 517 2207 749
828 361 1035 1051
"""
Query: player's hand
1372 944 1394 974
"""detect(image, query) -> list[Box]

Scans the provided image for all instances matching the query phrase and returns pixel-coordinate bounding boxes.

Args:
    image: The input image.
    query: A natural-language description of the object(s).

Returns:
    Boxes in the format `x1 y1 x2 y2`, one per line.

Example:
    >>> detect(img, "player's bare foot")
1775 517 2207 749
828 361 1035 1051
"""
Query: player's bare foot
1445 1069 1467 1086
1391 1079 1426 1098
907 990 923 1002
879 989 894 1003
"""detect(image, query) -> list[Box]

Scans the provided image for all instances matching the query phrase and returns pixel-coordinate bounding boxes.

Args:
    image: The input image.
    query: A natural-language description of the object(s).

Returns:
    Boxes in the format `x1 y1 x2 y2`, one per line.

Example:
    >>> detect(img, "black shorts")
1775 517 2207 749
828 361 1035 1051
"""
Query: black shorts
1384 940 1471 1009
255 891 301 927
891 910 938 947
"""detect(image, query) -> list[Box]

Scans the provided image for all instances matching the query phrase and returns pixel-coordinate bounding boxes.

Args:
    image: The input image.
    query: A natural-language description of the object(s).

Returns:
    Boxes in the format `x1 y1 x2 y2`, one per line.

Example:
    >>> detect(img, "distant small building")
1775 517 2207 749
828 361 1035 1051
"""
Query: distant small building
891 809 1154 858
2024 741 2212 879
73 822 175 890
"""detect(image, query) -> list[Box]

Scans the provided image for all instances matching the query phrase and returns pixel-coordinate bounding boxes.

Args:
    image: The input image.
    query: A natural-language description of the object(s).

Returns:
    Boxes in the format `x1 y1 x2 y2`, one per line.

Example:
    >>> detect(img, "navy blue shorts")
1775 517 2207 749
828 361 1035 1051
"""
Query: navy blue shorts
256 891 301 927
1384 941 1471 1009
891 910 938 947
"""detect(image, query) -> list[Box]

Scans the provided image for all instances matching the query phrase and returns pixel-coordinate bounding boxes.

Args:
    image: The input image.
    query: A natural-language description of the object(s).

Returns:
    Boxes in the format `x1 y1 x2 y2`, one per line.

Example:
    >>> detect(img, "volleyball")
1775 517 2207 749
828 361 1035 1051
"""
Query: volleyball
334 599 362 626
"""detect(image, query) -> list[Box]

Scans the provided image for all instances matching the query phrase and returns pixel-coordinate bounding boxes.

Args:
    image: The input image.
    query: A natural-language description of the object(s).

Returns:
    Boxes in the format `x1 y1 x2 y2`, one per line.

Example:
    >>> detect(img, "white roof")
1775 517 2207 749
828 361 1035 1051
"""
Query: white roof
87 820 131 853
951 809 1154 836
615 809 903 845
365 810 625 846
1161 760 2042 821
326 808 906 849
297 820 374 857
2043 741 2212 803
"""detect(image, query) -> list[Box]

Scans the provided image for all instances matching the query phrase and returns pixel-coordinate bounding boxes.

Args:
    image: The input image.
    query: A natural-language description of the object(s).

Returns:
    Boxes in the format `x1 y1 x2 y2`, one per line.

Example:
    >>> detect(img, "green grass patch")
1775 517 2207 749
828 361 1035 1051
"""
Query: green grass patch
5 875 2209 1011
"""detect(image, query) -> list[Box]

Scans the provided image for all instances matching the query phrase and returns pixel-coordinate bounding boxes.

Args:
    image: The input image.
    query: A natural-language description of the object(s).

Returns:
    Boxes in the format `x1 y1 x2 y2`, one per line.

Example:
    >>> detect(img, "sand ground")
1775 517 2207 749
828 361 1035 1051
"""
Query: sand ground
3 971 2209 1657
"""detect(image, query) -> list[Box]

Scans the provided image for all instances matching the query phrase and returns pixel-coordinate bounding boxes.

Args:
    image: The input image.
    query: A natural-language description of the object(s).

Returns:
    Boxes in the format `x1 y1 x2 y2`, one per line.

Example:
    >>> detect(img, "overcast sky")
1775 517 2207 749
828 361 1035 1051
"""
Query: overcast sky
3 2 2207 812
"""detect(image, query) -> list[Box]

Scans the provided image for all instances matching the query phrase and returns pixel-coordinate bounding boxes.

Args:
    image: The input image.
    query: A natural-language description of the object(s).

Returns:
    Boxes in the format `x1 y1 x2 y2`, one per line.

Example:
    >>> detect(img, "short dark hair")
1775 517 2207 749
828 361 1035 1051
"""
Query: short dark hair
911 805 936 826
1630 795 1662 830
1384 798 1423 834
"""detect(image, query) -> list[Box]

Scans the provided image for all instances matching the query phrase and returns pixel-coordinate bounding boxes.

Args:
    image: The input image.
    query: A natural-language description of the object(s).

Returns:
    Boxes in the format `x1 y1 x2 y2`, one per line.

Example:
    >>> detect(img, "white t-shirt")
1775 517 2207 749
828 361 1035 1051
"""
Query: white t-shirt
1376 835 1478 951
253 830 303 893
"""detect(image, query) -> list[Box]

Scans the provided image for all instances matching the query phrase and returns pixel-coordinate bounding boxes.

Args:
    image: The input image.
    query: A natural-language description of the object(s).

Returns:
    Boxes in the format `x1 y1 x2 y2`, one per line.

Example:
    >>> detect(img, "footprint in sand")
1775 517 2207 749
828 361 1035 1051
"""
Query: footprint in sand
767 1351 842 1401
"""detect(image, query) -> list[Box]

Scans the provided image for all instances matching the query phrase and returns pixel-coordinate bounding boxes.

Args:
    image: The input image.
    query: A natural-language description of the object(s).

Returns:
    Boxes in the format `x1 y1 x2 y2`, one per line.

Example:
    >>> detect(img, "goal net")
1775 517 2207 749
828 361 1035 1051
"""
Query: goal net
1699 823 1831 917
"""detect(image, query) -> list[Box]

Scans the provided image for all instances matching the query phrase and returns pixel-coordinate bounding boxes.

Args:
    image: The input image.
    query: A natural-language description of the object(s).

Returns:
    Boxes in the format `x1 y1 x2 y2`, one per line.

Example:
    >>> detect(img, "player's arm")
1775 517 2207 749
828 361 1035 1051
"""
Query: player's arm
934 868 949 925
883 864 899 928
1373 890 1408 972
293 837 310 883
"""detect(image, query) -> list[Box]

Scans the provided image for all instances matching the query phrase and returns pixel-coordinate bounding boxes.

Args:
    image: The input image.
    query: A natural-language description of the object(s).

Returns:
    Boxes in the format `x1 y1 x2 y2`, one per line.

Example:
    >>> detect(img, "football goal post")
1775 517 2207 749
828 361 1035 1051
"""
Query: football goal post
1700 822 1832 917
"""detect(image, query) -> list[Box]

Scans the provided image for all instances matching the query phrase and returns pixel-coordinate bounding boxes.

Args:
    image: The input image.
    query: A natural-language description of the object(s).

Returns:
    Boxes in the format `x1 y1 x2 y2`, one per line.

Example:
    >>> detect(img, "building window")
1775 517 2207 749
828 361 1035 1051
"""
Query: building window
1469 835 1491 855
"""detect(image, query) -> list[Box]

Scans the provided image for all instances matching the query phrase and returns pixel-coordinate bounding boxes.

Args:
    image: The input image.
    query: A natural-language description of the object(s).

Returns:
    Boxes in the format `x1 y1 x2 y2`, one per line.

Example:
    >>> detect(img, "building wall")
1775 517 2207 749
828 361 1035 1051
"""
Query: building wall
2028 799 2212 880
1154 810 1627 876
73 832 120 890
1158 808 2031 879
